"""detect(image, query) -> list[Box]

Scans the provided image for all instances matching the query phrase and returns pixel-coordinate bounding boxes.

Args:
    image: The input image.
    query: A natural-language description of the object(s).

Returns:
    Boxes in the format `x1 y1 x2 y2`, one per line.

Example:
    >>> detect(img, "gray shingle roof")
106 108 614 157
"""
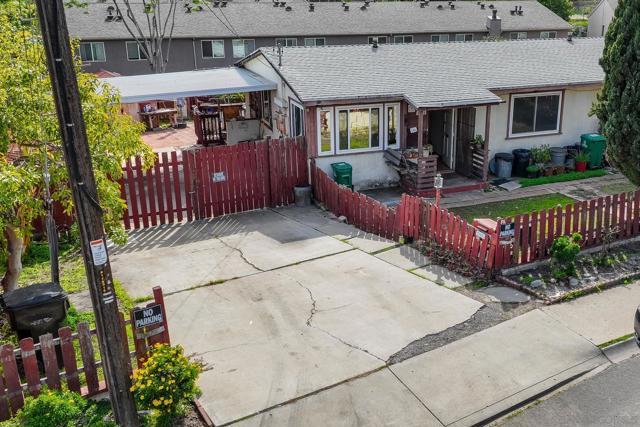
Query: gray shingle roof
66 0 571 40
247 38 604 108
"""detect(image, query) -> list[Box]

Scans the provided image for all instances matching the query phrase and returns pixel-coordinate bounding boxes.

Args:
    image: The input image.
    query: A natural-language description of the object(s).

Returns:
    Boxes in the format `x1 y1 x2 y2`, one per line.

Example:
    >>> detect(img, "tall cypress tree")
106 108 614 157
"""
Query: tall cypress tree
592 0 640 185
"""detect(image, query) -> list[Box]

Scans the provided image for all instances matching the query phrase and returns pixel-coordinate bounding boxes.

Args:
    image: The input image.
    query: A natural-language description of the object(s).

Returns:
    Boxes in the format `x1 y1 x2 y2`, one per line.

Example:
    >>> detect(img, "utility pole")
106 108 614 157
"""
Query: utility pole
34 1 139 425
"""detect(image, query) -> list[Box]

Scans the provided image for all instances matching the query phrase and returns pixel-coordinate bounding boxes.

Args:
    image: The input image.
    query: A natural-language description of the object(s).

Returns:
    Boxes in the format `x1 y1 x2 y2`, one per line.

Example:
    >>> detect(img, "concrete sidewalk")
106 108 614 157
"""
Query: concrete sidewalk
232 309 608 427
541 281 640 346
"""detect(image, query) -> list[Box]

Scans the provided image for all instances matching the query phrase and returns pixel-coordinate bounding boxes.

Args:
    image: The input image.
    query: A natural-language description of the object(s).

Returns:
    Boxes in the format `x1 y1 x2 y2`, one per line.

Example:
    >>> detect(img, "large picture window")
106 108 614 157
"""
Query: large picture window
509 92 562 137
316 103 400 154
337 106 381 152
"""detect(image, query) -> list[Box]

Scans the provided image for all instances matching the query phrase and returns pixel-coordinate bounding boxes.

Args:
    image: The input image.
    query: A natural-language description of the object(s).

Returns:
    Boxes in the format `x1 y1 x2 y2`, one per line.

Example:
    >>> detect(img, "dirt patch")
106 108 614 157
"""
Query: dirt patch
502 241 640 302
169 404 209 427
387 288 541 364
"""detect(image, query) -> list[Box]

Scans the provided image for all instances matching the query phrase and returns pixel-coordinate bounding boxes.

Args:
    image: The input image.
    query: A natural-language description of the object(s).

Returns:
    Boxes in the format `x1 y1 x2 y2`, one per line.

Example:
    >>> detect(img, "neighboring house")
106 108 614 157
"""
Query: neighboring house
65 0 572 76
587 0 618 37
238 38 603 190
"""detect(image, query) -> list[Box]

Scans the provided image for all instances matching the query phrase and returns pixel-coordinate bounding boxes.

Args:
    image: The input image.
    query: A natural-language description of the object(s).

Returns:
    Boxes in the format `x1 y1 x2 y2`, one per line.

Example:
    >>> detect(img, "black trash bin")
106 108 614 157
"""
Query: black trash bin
0 282 69 341
512 149 531 177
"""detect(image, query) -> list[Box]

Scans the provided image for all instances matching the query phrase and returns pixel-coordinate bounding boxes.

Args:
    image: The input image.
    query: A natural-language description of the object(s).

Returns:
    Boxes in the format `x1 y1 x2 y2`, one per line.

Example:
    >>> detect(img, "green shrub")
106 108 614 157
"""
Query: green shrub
3 388 115 427
550 233 583 276
131 344 201 426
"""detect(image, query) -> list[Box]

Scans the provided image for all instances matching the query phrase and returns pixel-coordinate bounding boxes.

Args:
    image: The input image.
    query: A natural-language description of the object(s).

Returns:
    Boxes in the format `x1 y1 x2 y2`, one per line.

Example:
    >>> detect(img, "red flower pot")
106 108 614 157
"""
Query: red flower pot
575 161 587 172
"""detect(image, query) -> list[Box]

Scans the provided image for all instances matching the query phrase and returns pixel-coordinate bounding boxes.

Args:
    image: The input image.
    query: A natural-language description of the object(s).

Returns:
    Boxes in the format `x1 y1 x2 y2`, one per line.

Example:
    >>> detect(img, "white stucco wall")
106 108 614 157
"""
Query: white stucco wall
242 56 300 139
315 152 399 190
588 0 618 37
486 89 600 161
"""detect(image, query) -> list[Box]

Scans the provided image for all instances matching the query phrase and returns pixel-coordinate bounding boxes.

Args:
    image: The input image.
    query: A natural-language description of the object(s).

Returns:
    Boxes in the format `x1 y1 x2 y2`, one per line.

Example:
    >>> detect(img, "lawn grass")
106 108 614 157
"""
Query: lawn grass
519 169 607 187
450 193 576 222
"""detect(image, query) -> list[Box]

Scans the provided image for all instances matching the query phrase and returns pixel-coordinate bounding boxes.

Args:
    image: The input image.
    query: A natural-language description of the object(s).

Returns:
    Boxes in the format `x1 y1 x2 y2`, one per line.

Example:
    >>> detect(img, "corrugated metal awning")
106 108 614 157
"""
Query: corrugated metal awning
100 67 277 103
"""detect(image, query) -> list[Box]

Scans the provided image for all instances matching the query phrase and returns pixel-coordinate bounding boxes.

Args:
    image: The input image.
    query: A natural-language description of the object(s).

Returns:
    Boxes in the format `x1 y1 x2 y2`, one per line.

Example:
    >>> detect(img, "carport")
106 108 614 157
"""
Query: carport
100 67 277 144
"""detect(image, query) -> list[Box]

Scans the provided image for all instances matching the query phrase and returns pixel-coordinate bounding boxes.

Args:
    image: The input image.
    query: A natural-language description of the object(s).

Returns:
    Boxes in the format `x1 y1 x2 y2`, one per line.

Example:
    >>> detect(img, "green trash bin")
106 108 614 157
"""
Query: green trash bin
580 133 606 169
330 162 353 189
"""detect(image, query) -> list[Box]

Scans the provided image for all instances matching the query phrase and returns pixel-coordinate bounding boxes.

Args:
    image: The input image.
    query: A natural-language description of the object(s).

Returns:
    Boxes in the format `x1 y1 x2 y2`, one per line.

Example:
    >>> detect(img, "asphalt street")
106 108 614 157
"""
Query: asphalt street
498 355 640 427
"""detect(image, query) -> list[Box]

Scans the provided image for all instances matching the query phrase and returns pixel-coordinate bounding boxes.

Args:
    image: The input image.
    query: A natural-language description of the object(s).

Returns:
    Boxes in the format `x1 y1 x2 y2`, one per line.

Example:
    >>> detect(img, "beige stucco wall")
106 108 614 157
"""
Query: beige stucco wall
486 88 600 161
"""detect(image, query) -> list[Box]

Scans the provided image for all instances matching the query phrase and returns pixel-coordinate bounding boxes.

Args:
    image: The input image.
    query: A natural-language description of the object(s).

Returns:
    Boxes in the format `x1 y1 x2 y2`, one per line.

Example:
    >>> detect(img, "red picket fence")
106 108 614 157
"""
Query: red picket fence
494 190 640 270
421 203 497 270
311 162 401 240
120 137 308 229
0 287 170 420
311 164 495 270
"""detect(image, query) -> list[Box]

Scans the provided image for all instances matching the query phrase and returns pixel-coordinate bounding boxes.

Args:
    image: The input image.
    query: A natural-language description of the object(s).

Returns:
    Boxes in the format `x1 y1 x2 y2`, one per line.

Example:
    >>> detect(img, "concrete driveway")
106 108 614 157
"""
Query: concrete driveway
110 208 352 298
113 205 607 426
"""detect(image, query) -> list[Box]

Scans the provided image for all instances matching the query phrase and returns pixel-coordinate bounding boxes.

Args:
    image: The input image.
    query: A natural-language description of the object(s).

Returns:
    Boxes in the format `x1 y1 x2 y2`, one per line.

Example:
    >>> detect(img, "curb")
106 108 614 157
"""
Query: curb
497 272 640 305
194 398 215 427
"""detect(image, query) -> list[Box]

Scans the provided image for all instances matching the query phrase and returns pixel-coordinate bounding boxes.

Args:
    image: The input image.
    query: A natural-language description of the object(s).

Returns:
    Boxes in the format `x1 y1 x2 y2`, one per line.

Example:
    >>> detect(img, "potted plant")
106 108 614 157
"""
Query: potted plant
575 151 589 172
470 135 484 150
530 144 551 169
525 164 540 178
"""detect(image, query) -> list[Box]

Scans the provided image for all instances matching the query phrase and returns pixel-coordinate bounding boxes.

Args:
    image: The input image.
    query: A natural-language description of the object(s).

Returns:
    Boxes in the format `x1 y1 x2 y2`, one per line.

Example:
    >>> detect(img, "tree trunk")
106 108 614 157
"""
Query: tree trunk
1 226 24 293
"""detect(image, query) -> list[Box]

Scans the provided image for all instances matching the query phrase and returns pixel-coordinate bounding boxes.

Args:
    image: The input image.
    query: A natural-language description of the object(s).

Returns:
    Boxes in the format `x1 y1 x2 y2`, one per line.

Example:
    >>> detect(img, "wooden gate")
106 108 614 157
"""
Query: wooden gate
121 137 308 229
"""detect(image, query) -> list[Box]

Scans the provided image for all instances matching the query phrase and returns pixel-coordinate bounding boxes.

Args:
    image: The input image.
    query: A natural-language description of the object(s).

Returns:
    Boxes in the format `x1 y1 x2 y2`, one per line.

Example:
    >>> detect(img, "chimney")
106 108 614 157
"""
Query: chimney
486 9 501 38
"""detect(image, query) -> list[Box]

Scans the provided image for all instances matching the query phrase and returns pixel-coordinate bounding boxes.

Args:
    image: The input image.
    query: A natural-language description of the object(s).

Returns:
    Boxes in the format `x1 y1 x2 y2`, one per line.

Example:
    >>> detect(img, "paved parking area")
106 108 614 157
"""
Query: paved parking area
112 205 607 426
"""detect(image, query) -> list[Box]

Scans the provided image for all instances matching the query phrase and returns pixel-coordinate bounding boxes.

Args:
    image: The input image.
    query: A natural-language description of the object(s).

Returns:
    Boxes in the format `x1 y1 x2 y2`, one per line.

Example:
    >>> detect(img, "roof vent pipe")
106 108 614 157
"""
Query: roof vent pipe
480 3 485 9
450 3 455 9
343 3 349 11
309 2 314 10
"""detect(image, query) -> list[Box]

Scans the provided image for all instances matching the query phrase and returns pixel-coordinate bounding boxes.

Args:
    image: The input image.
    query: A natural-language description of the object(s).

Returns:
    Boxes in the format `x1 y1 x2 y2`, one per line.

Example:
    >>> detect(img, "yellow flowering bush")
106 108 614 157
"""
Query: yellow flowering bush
130 344 201 424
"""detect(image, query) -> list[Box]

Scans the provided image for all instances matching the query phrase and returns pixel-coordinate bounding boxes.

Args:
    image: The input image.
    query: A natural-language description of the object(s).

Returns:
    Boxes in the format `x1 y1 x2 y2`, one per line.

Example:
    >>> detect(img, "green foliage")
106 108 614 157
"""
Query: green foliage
530 144 551 165
550 233 583 276
538 0 574 20
519 169 607 187
131 344 202 426
450 193 574 222
526 164 539 173
592 0 640 186
4 388 115 427
574 151 590 162
519 274 534 285
0 2 154 248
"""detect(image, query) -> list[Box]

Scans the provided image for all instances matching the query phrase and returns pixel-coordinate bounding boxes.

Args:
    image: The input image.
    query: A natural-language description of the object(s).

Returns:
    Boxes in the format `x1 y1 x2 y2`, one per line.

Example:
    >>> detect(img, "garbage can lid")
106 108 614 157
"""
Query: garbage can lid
495 152 514 161
1 283 67 310
331 162 352 171
512 149 531 158
581 133 606 142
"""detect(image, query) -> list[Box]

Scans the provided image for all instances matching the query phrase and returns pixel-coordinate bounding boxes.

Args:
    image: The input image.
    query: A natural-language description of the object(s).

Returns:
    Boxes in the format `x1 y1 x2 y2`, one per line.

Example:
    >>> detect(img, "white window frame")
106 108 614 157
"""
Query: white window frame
232 39 255 58
126 41 147 61
431 34 449 43
508 91 563 138
304 37 326 47
335 104 383 154
368 36 388 44
455 33 473 42
290 99 304 137
201 39 225 58
384 103 401 149
317 107 335 156
540 31 557 39
510 32 527 40
393 35 413 44
79 42 106 62
275 38 297 47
